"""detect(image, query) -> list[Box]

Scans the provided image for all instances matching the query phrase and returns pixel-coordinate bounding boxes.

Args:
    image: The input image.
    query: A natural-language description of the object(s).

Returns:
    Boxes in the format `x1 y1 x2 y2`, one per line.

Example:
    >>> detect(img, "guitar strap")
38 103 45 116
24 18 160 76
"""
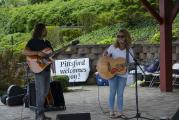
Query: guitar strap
126 48 129 64
126 48 130 72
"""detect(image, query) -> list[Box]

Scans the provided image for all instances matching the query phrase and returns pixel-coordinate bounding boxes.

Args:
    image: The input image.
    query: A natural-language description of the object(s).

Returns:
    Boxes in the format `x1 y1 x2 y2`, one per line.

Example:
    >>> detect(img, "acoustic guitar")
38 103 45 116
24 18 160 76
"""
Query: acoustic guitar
96 56 133 80
26 40 79 73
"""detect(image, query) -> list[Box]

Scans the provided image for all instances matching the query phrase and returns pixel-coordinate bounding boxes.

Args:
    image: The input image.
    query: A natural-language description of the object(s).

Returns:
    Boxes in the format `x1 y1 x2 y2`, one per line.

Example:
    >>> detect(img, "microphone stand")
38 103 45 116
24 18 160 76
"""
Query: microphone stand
127 49 154 120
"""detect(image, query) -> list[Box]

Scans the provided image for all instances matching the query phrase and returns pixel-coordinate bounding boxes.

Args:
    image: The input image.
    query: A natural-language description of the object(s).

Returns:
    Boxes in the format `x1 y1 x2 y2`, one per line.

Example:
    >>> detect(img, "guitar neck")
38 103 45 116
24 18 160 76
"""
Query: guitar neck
48 44 70 58
46 40 79 58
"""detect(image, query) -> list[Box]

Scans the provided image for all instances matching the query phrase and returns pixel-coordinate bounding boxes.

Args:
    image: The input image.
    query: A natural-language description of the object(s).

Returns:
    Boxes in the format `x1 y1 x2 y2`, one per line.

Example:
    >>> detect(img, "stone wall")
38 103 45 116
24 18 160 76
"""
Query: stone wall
56 43 179 84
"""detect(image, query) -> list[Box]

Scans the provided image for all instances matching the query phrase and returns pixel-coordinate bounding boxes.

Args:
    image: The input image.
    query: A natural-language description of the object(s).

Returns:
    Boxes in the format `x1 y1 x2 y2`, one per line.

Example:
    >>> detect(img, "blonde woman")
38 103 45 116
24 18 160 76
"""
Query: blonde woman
104 29 134 118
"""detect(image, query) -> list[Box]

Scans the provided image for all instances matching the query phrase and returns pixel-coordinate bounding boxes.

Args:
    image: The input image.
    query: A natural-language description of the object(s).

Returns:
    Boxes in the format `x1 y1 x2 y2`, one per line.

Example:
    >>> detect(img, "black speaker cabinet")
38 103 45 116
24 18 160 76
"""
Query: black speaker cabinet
56 113 91 120
28 81 66 112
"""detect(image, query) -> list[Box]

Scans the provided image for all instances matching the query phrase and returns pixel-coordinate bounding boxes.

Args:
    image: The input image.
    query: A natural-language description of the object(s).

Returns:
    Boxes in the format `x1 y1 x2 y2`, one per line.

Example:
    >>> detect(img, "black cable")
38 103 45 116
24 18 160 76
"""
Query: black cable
97 85 109 116
20 103 24 120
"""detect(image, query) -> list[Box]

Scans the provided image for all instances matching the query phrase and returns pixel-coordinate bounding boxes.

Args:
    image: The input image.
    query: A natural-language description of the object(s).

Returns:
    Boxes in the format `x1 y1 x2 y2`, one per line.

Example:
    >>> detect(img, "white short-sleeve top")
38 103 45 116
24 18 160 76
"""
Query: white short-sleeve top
107 44 134 78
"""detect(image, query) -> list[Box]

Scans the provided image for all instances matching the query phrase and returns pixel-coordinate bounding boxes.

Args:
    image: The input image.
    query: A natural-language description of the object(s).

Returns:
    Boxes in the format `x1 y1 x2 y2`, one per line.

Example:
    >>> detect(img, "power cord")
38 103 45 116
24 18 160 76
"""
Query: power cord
97 85 109 116
20 103 24 120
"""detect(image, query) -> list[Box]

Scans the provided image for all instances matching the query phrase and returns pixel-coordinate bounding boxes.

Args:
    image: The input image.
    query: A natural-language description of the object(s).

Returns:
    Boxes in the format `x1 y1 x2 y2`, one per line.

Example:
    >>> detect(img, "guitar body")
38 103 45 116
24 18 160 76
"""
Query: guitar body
26 48 53 73
96 56 127 80
26 40 79 73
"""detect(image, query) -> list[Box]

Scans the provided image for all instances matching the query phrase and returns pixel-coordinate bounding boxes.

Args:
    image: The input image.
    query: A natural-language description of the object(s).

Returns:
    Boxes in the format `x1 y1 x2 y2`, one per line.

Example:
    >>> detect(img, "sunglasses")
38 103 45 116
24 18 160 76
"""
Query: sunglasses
117 35 125 38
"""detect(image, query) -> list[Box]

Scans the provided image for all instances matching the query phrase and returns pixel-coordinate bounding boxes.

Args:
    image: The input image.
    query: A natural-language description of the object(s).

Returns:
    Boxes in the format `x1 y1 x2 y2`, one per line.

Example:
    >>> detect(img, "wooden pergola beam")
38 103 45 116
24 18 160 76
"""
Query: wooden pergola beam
140 0 163 23
170 1 179 23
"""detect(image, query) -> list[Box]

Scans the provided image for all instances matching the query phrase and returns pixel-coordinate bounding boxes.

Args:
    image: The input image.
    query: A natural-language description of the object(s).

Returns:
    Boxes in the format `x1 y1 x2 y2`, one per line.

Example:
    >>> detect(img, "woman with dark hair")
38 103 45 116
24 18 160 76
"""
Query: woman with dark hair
22 23 52 120
103 29 134 119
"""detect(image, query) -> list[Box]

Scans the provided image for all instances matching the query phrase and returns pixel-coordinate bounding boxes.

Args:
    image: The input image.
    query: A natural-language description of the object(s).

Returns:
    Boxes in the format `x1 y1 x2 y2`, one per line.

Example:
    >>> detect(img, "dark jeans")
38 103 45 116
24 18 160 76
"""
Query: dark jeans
35 70 50 118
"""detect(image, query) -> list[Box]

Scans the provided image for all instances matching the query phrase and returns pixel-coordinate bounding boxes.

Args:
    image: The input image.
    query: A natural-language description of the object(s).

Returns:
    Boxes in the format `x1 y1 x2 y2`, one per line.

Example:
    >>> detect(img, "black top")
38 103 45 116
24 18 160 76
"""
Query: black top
26 38 53 72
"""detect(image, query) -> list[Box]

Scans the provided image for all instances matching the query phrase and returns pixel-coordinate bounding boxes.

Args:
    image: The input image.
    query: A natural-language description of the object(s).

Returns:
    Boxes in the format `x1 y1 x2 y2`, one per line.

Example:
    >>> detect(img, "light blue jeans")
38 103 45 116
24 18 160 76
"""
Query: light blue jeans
35 70 50 118
108 76 127 112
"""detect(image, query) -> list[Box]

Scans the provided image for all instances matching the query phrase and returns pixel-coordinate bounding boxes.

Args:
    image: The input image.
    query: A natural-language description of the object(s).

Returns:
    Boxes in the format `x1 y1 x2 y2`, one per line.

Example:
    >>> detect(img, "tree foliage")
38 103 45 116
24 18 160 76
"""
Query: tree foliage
0 0 155 34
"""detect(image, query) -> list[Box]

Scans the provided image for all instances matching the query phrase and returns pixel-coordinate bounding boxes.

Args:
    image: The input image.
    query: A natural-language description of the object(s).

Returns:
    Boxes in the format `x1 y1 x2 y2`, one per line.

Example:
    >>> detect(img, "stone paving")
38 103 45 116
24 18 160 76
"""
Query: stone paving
0 86 179 120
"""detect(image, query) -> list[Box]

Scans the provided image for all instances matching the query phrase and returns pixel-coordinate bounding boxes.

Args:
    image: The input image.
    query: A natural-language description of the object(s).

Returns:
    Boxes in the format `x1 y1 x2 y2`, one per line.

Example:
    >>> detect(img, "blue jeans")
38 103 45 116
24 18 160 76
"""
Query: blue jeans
108 76 127 112
35 70 50 118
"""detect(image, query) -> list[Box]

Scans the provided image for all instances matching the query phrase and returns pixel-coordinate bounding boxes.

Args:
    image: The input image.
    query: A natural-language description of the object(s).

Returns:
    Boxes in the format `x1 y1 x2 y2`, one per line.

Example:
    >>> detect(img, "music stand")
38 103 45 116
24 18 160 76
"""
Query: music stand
127 50 154 120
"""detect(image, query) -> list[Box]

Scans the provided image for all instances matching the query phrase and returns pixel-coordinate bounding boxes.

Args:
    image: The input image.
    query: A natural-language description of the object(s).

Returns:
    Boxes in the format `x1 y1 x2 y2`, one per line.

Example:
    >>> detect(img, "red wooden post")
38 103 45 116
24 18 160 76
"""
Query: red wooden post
159 0 173 92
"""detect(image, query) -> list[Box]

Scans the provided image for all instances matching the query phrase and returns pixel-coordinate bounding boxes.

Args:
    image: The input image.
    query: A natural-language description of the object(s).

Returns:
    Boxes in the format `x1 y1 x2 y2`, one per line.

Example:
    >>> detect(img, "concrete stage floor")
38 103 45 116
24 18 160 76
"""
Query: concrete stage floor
0 85 179 120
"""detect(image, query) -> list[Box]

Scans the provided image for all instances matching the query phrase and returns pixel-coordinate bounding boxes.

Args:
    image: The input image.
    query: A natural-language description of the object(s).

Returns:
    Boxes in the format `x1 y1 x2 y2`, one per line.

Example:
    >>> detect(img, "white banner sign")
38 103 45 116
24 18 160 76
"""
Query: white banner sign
54 58 90 82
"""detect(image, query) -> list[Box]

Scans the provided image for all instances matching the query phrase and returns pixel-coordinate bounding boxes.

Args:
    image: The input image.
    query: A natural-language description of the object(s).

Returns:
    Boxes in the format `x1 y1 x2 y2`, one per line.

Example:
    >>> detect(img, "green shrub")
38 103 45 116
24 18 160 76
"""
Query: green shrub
97 37 115 44
46 26 61 48
0 8 10 34
59 28 83 42
149 29 178 44
0 33 30 53
96 11 117 26
77 12 96 33
53 75 69 92
150 32 160 44
77 22 158 44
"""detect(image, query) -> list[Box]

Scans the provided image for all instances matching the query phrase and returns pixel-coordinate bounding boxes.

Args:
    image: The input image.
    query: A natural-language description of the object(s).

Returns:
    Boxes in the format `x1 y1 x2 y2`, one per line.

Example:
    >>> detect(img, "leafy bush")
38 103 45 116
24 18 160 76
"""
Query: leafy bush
53 75 69 92
76 24 120 44
59 27 83 42
77 12 96 33
77 22 158 44
96 11 117 26
46 26 61 48
97 37 115 44
149 29 178 44
0 50 24 91
149 32 160 44
0 0 28 7
0 33 30 53
0 8 10 34
1 0 155 34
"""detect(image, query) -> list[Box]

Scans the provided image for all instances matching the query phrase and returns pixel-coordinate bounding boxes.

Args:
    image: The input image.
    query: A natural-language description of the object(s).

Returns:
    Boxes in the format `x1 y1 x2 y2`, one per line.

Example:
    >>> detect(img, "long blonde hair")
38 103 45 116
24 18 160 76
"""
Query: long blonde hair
114 29 132 48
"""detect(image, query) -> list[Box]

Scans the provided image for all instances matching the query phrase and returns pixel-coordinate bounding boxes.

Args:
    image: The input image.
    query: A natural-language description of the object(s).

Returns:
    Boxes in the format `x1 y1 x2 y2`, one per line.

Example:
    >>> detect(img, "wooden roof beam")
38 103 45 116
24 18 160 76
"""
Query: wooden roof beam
140 0 163 24
170 1 179 24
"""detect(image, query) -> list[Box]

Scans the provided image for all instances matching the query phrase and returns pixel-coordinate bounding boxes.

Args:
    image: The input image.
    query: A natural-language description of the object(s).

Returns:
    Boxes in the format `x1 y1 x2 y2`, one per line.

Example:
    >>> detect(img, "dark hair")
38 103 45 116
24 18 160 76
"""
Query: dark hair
32 23 46 39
